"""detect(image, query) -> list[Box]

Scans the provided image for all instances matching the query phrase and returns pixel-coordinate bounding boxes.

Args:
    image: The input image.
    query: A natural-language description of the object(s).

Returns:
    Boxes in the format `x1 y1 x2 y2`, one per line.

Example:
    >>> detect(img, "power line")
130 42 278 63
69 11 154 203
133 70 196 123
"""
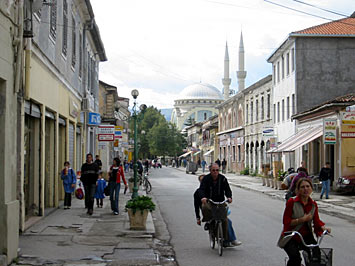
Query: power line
291 0 348 17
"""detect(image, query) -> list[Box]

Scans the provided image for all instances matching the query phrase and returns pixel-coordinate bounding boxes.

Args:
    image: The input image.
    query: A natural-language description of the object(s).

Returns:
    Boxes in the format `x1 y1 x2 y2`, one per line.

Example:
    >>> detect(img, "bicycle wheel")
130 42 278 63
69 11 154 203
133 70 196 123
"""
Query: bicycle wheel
209 227 215 249
217 222 223 256
145 179 152 193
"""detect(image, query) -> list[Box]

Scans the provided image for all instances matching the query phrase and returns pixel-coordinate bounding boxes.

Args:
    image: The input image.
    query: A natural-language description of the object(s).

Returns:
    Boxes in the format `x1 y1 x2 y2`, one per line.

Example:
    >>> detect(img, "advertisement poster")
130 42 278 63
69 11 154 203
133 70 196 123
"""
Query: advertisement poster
323 118 337 144
341 112 355 138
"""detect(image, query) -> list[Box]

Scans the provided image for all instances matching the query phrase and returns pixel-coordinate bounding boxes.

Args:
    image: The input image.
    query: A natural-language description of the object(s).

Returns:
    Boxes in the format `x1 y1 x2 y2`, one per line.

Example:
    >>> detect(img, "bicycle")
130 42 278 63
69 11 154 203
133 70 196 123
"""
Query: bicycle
207 199 228 256
138 171 152 193
283 230 332 266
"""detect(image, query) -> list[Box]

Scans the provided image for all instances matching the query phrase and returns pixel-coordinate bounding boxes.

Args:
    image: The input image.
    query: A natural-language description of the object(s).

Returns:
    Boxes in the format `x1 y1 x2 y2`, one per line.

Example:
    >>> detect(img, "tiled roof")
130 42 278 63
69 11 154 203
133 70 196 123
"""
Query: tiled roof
292 17 355 36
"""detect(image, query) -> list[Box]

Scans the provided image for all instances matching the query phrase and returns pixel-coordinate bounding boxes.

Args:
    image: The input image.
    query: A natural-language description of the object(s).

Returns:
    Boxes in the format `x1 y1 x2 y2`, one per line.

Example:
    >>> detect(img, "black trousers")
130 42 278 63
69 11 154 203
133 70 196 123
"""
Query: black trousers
284 234 320 266
84 183 96 211
64 192 72 207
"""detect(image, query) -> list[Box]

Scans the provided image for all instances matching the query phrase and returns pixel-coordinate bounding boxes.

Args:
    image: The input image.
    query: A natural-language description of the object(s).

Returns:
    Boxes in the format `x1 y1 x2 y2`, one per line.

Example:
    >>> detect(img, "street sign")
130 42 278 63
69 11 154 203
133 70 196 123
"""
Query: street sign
88 112 101 126
98 125 114 142
115 126 123 139
98 134 114 141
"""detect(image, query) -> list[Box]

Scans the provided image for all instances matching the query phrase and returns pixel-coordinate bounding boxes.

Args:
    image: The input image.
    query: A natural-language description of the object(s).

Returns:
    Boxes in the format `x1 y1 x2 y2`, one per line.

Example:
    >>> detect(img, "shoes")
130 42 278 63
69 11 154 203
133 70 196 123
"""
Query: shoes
223 242 233 247
196 218 201 226
64 206 68 209
320 195 323 199
88 209 93 215
67 206 71 209
114 212 119 215
204 222 210 231
326 197 329 199
100 205 103 208
231 240 242 246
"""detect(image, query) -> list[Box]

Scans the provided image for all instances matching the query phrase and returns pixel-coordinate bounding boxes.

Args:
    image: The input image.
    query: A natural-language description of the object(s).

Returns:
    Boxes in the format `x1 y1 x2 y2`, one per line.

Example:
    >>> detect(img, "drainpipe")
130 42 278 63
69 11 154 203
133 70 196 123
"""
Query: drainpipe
24 37 31 100
14 0 24 94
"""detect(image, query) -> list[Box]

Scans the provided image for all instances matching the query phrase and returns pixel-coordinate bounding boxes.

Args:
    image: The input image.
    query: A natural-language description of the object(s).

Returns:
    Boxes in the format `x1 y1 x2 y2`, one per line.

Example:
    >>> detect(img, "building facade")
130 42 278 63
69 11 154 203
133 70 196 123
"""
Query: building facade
201 115 219 166
243 75 273 174
267 16 355 172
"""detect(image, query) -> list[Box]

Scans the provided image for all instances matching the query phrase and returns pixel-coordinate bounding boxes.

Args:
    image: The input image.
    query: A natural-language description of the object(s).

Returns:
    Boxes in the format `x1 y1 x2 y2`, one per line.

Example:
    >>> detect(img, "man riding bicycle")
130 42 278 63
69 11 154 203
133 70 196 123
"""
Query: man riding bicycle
199 163 232 240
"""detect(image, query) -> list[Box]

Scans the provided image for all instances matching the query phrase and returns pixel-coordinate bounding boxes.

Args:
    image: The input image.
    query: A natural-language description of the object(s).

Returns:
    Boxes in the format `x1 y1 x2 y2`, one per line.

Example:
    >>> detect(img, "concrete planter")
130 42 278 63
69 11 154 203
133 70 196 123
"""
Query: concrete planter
262 177 267 186
127 209 149 230
277 180 282 190
128 182 140 193
266 178 271 187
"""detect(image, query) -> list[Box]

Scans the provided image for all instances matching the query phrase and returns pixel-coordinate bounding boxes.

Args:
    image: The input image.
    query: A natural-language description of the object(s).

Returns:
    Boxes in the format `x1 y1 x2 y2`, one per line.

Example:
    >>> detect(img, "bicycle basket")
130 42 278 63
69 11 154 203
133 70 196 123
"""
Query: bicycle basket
303 248 332 266
211 205 227 220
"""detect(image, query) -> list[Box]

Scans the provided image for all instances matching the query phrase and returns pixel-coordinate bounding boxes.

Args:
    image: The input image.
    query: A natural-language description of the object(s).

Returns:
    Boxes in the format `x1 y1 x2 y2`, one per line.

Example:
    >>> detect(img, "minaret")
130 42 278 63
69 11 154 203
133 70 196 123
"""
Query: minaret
237 31 247 91
222 42 231 100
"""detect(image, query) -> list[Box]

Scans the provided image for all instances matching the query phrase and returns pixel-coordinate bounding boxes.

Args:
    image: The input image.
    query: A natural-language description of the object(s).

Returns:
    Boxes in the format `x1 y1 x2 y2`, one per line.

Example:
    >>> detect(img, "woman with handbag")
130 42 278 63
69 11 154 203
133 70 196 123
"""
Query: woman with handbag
278 178 331 266
61 161 77 209
108 158 128 215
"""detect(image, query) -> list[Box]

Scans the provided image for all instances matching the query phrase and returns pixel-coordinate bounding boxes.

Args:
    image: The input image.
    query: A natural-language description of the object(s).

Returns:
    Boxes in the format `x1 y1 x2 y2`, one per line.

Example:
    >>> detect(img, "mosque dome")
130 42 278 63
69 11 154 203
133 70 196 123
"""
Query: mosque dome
177 83 223 100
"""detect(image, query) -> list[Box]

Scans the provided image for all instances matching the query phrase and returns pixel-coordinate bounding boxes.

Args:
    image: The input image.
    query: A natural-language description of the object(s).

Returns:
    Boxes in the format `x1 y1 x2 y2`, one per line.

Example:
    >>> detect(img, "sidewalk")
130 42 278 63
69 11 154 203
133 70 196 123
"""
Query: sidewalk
172 166 355 222
16 184 172 266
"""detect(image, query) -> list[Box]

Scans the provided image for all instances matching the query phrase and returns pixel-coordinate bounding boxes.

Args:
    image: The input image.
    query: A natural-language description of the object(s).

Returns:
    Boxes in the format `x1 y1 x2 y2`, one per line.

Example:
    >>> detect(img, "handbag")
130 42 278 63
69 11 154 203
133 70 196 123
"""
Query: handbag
75 180 85 200
104 184 110 196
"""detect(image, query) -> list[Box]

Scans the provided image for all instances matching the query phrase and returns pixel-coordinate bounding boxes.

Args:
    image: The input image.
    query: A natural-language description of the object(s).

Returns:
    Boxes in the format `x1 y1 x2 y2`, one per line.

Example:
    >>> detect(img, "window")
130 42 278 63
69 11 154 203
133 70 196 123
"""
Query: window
238 145 241 162
62 0 68 56
291 48 295 72
273 104 276 122
233 146 236 162
277 62 280 82
267 94 270 119
79 33 82 78
71 16 76 68
282 99 285 121
256 99 259 122
282 55 285 79
246 103 249 124
277 102 280 122
287 96 290 119
204 113 207 120
261 96 264 120
49 0 57 40
251 101 254 123
286 52 290 75
292 94 295 115
273 65 276 85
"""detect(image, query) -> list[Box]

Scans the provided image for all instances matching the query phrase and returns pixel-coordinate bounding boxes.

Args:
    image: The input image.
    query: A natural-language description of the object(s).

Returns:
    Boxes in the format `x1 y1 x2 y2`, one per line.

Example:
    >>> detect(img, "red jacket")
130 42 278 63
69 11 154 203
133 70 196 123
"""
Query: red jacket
110 166 127 185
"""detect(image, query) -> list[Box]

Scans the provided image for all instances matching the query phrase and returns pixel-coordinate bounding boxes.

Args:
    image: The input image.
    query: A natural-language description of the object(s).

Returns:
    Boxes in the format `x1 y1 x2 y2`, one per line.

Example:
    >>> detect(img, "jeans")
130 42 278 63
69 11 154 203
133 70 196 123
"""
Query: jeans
64 192 72 207
321 179 330 199
227 218 237 242
109 181 121 213
202 165 205 173
84 183 96 211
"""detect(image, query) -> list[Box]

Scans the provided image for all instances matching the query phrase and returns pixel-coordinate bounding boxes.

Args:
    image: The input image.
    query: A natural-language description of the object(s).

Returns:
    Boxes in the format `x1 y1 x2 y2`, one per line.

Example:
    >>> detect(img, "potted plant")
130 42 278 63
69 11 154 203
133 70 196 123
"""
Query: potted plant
125 196 156 230
277 170 287 190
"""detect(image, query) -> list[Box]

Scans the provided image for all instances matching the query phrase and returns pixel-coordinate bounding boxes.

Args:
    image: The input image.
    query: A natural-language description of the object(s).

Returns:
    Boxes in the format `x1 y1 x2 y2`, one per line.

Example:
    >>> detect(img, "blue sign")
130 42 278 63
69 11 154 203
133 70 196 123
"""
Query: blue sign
88 112 101 126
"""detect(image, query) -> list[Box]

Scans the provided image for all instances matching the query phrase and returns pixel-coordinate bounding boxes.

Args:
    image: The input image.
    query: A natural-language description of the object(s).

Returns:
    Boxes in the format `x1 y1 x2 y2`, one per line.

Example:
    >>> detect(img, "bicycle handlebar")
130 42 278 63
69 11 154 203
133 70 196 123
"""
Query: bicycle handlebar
208 199 229 205
283 230 331 248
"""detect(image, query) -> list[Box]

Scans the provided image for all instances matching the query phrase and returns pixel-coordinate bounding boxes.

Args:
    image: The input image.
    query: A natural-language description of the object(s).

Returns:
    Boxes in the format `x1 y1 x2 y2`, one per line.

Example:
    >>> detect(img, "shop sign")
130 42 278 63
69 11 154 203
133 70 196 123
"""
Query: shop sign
98 142 106 150
88 112 101 125
341 112 355 138
262 126 274 137
237 137 244 145
270 137 277 148
69 99 79 118
345 105 355 112
98 125 114 141
323 118 337 144
341 111 355 124
115 125 123 139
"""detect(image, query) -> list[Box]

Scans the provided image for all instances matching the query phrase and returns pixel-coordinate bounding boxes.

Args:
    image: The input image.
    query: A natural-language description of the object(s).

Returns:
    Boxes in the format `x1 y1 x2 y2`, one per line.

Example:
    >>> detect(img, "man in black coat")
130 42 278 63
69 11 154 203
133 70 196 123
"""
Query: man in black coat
81 153 99 215
319 162 333 199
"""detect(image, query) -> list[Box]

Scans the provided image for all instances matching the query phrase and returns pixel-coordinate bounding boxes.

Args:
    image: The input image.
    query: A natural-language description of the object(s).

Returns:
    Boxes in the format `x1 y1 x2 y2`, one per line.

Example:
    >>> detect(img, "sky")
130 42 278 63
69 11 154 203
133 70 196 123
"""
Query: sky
91 0 354 109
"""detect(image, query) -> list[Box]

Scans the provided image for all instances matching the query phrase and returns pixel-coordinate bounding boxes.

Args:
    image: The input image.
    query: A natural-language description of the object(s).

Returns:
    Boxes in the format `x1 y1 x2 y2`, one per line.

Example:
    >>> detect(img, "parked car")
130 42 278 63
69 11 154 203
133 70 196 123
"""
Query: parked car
336 175 355 193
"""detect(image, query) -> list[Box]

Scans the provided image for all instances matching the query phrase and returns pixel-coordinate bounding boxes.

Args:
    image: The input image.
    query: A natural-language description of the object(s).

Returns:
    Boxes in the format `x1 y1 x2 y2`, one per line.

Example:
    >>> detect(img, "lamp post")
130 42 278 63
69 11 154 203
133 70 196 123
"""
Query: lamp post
131 89 139 198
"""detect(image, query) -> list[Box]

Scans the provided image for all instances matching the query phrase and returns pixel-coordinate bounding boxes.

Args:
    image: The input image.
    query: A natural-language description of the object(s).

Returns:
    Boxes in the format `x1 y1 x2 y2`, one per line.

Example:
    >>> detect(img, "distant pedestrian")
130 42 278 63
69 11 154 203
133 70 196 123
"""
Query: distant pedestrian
296 160 308 176
201 159 207 173
319 162 332 199
222 158 227 174
197 158 201 167
94 172 106 208
124 159 129 173
61 161 76 209
81 153 99 215
215 158 221 168
108 158 128 215
94 155 102 171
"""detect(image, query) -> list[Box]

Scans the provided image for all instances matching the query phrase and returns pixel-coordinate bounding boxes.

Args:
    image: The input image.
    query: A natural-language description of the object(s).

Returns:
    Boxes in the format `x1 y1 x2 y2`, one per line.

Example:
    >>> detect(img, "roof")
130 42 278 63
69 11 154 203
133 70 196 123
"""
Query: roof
176 83 223 100
291 17 355 37
292 93 355 119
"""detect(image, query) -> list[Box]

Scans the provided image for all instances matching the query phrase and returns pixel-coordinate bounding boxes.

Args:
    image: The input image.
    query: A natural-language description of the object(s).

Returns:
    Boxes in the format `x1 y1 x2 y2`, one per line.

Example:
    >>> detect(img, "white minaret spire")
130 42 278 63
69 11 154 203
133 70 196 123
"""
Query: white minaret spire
237 31 247 91
222 41 231 100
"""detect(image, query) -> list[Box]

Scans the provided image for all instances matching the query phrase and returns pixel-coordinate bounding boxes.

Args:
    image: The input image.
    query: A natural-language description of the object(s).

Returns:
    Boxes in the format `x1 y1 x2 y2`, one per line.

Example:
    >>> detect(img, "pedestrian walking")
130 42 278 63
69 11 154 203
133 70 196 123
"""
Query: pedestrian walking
94 155 102 171
60 161 76 209
215 158 221 168
108 158 128 215
201 159 207 173
81 153 99 215
319 162 332 199
222 158 227 174
94 172 106 208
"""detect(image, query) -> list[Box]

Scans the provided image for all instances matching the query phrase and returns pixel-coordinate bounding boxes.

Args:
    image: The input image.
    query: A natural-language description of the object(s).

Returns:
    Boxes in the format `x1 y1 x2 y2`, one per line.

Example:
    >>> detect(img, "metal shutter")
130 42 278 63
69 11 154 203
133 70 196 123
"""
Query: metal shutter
69 123 75 165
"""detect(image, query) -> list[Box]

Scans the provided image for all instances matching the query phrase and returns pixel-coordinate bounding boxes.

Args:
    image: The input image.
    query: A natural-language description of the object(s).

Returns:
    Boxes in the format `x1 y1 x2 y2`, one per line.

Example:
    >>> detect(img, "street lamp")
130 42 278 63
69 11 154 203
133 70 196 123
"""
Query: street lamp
131 89 139 199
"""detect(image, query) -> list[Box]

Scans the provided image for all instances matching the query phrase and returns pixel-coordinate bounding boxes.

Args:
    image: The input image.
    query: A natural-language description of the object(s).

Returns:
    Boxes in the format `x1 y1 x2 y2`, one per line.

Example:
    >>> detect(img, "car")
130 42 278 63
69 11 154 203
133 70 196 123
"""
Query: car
336 175 355 193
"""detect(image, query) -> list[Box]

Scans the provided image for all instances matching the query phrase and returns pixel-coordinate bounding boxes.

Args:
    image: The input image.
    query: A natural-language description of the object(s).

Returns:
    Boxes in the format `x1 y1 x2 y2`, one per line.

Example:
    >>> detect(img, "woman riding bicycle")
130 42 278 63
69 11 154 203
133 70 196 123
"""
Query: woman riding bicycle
278 178 331 266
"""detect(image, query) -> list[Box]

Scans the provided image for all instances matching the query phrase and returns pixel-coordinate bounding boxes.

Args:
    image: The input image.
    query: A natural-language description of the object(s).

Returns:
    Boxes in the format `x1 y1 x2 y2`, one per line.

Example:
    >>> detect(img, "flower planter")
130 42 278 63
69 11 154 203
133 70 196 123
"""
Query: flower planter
266 178 271 187
127 209 149 230
277 180 282 190
128 182 140 193
262 177 266 186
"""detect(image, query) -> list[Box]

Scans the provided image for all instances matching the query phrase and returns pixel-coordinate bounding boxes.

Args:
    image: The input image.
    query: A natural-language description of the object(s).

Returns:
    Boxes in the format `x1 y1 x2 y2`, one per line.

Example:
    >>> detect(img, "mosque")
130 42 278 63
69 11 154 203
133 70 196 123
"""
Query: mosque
171 34 246 130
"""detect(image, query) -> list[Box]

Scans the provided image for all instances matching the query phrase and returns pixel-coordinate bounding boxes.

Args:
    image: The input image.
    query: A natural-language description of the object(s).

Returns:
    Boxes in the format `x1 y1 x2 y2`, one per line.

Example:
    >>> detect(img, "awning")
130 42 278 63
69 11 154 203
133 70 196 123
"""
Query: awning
178 151 193 158
268 127 323 153
204 149 214 156
193 151 201 156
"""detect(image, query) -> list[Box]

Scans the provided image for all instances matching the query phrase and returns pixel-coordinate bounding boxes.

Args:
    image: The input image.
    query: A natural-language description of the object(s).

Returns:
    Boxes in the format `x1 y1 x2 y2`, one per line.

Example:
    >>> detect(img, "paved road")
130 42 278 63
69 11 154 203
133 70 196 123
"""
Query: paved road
150 167 355 266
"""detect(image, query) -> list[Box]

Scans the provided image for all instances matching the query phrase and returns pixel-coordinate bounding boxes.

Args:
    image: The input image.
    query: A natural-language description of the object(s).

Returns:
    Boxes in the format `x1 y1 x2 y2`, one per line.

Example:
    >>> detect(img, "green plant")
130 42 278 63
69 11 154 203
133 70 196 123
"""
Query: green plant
125 195 156 214
251 170 258 176
240 167 249 175
277 170 287 181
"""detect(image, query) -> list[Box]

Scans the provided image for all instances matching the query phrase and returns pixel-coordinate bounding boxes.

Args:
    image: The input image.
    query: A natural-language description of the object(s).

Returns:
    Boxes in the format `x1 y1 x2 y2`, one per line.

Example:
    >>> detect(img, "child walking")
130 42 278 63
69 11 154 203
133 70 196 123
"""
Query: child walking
94 172 106 208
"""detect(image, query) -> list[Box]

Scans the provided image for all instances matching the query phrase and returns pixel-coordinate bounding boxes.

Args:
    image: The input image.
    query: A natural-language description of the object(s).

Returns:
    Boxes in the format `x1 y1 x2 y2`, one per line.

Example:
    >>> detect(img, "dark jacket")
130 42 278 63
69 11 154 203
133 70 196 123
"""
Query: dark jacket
319 167 332 181
199 173 232 202
81 162 99 185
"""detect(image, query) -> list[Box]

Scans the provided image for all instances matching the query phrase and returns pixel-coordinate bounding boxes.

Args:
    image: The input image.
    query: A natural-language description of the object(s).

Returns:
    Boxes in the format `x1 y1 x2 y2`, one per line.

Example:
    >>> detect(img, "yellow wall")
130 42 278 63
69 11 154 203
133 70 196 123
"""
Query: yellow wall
341 138 355 176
